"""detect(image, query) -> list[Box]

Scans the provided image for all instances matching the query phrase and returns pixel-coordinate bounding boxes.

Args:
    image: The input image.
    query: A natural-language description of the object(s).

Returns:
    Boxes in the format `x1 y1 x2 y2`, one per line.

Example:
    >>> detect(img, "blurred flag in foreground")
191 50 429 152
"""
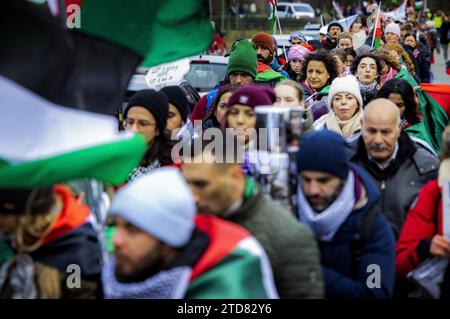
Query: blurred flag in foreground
0 75 146 188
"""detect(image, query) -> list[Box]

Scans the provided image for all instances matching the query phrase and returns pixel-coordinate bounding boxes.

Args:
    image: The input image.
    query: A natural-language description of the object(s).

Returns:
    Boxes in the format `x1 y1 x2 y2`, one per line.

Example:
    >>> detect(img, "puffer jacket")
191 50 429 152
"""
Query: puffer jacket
349 132 439 238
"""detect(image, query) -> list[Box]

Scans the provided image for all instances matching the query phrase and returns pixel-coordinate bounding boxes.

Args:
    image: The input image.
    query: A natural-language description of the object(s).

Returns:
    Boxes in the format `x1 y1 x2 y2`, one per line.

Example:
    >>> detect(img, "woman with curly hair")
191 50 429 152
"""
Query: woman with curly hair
376 78 420 129
383 42 416 78
299 49 338 99
299 49 338 120
374 48 402 87
351 53 383 106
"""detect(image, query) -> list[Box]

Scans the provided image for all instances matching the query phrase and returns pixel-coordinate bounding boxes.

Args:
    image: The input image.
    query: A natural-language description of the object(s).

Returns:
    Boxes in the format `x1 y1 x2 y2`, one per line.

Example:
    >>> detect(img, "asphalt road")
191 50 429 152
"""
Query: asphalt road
431 49 450 84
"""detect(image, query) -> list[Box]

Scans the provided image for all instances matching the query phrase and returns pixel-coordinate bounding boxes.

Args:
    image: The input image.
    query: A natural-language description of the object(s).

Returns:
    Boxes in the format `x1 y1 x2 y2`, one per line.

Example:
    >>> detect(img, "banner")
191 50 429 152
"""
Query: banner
382 0 407 23
145 58 190 91
337 14 359 32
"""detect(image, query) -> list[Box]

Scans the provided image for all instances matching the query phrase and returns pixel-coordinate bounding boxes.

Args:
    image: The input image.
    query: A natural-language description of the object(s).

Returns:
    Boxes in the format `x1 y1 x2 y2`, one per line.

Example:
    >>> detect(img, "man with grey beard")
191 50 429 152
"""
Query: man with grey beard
349 98 438 238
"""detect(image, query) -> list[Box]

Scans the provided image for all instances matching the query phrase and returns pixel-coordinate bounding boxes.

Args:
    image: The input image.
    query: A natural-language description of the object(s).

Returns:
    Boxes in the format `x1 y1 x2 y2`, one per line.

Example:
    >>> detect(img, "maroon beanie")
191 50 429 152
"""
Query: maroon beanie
251 32 275 55
227 84 276 110
222 84 276 129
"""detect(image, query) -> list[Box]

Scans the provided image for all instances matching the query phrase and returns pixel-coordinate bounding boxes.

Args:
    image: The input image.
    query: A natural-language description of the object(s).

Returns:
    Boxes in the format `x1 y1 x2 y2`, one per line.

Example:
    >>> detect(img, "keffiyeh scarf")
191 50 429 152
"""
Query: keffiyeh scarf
297 171 356 242
102 258 192 299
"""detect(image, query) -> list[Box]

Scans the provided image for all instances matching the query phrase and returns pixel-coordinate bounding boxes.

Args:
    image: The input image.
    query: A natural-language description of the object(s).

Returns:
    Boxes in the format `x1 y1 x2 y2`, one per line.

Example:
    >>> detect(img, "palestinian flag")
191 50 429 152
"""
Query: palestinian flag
0 76 147 188
268 0 278 33
72 0 214 68
1 0 214 115
372 5 382 49
0 0 141 115
255 62 286 84
420 84 450 116
396 68 450 154
186 215 279 299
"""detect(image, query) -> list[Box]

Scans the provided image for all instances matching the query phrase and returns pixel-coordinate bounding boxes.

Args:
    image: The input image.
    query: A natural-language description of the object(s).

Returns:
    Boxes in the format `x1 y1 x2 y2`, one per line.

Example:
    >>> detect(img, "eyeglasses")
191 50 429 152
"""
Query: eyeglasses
122 118 157 128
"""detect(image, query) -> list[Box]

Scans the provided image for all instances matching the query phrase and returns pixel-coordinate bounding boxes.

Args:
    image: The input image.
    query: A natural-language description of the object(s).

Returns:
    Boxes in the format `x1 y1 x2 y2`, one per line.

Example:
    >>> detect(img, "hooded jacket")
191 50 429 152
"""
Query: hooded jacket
315 164 396 299
0 185 102 298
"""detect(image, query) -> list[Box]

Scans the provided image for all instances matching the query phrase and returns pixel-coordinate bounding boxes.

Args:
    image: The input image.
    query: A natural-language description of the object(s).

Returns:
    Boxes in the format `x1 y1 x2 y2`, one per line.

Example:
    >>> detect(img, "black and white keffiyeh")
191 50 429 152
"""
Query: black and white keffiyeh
297 171 355 242
0 254 37 299
101 258 192 299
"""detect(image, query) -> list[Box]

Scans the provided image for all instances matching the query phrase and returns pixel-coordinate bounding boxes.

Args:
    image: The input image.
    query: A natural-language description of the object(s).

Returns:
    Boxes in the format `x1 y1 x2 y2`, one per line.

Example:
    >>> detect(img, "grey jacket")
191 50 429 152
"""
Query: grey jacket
226 183 324 299
349 132 438 237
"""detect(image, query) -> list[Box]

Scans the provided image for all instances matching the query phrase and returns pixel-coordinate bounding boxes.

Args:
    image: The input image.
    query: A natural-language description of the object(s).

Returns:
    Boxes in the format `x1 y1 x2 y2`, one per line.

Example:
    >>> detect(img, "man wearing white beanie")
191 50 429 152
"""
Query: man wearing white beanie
313 75 364 143
101 167 278 299
384 22 401 44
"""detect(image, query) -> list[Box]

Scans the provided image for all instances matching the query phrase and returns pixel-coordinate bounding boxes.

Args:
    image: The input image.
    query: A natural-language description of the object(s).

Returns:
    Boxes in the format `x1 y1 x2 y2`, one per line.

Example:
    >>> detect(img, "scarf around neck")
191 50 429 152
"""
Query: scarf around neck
358 81 378 94
297 170 356 242
128 160 161 182
102 258 192 299
380 67 398 87
325 109 362 138
0 254 37 299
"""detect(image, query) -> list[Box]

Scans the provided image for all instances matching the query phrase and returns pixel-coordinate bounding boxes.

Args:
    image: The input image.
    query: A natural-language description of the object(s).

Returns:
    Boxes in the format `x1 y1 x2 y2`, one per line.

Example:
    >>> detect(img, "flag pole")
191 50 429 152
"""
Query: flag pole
274 4 287 60
371 3 381 49
320 14 325 27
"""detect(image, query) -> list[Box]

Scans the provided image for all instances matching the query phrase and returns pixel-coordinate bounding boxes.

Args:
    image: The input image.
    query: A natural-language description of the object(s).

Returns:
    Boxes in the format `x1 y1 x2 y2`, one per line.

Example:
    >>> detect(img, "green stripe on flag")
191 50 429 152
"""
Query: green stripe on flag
186 248 273 299
269 5 277 33
78 0 214 67
0 134 146 188
374 38 381 49
255 69 286 83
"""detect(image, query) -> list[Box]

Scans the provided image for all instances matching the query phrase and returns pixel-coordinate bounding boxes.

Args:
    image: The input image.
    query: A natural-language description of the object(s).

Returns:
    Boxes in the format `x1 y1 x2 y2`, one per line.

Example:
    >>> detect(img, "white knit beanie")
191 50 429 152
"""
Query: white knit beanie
384 23 401 38
327 75 363 109
110 167 196 248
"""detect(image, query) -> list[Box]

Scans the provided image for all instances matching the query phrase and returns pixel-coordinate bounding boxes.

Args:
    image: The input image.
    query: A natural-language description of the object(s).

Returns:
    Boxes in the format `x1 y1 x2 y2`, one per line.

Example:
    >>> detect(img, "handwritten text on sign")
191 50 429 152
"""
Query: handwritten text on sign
145 59 190 90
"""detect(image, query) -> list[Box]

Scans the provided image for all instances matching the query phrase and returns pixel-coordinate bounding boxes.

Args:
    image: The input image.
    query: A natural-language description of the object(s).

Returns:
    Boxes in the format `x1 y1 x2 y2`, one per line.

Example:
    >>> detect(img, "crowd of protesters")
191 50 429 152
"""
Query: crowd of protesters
2 4 450 299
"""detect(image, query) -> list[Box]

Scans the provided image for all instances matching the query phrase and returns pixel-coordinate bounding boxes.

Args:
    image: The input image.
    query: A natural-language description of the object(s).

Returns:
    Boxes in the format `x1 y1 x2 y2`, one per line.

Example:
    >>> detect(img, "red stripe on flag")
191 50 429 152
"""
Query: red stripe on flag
190 215 251 281
65 0 83 6
420 84 450 117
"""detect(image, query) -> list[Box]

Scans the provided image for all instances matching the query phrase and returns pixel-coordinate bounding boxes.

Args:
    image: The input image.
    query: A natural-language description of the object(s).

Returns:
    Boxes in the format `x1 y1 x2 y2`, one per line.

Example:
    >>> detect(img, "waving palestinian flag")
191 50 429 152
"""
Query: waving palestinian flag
397 68 450 154
186 215 279 299
268 0 278 32
104 214 279 298
69 0 214 67
0 76 146 188
371 4 382 49
1 0 214 115
255 62 286 84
